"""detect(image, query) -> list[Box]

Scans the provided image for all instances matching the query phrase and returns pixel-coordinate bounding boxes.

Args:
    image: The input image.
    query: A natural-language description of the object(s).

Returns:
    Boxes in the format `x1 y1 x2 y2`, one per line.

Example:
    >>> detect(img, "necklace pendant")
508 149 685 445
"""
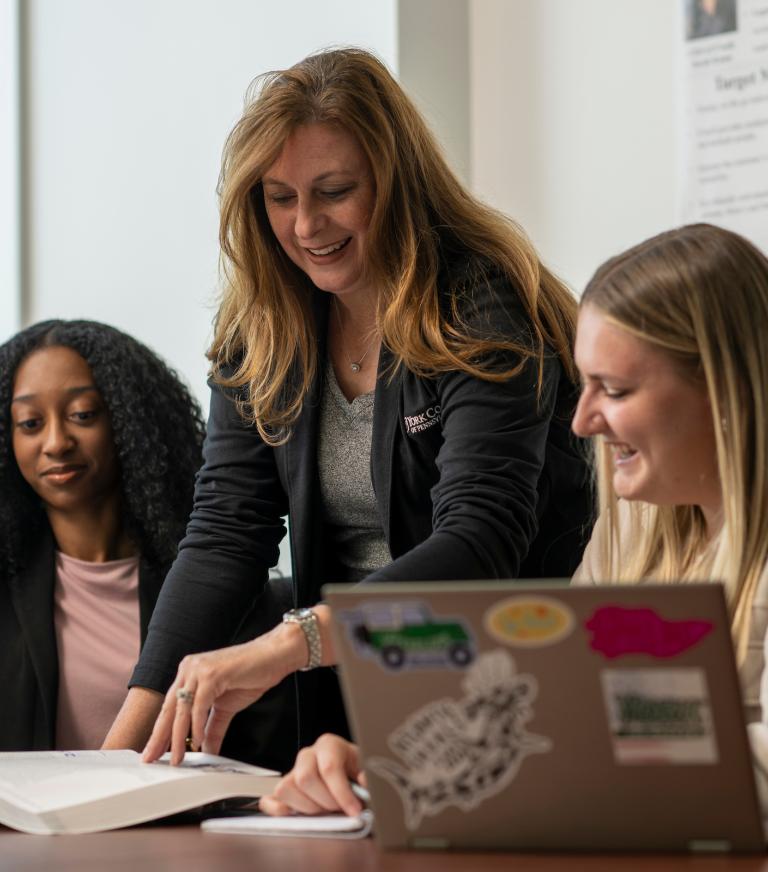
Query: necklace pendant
350 362 361 373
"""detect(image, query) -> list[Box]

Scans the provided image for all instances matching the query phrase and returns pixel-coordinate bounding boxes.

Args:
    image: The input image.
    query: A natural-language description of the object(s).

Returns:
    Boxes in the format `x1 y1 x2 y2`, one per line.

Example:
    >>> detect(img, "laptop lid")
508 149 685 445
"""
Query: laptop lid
324 581 764 852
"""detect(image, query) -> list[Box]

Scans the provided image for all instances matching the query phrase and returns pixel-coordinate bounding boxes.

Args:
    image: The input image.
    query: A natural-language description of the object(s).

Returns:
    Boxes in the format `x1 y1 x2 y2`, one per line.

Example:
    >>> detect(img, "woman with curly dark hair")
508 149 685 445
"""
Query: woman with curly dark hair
0 319 205 750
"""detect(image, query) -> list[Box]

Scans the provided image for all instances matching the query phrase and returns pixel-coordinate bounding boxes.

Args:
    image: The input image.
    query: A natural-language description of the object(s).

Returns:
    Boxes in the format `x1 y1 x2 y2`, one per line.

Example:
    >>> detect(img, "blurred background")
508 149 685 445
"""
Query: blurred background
1 0 677 410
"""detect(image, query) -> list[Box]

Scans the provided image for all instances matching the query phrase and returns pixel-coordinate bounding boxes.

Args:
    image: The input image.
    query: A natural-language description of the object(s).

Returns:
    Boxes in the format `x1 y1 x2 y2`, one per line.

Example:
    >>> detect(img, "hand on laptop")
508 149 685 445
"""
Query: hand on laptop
259 734 366 817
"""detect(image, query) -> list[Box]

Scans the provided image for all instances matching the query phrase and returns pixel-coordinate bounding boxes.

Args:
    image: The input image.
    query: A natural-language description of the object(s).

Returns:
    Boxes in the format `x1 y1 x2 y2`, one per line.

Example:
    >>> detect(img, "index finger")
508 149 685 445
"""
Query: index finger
142 684 178 762
316 747 363 817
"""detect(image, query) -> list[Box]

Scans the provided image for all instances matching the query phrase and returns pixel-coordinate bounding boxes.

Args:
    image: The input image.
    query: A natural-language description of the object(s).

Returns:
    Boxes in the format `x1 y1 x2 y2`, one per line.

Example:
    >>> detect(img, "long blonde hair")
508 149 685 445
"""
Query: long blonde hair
582 223 768 659
210 47 577 442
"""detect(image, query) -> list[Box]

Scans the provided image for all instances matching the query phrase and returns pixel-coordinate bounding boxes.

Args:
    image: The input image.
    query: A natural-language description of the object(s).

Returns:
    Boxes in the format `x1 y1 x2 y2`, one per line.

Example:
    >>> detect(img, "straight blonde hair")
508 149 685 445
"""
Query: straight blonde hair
210 47 578 443
582 223 768 660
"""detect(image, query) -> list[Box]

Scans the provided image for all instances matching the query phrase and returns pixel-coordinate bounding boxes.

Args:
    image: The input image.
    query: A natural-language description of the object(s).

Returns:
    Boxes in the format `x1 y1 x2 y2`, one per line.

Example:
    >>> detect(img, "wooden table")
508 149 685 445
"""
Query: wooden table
3 826 768 872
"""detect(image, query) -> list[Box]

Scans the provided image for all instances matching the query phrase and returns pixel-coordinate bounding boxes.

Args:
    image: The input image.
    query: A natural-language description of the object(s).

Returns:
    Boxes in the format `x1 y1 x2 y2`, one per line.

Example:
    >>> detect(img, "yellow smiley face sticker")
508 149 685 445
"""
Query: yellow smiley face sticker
485 597 575 647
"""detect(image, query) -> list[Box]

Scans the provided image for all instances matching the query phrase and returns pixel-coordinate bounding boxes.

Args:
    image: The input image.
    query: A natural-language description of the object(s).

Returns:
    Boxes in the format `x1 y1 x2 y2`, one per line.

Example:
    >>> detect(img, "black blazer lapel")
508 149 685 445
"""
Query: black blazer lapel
137 559 164 646
8 531 59 745
371 344 401 547
283 293 329 600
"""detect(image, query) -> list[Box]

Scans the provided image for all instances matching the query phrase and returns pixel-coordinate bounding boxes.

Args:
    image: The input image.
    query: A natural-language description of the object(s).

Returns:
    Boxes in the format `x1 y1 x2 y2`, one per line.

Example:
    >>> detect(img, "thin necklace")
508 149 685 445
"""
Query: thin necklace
333 297 377 373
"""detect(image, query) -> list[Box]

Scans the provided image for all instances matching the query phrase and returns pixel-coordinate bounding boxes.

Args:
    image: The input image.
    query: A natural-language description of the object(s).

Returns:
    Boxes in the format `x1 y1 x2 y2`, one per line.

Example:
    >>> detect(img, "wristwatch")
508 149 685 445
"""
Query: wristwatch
282 607 322 671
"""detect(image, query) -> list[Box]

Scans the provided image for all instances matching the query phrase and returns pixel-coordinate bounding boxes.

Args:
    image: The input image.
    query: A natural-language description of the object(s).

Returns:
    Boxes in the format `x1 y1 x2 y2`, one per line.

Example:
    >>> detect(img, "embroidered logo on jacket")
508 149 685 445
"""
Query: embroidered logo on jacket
404 404 441 435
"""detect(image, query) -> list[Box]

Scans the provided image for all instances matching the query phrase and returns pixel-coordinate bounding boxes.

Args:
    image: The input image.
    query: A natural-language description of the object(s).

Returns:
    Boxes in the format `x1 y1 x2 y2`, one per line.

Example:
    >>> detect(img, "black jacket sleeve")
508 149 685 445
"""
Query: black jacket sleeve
365 356 561 582
130 379 288 692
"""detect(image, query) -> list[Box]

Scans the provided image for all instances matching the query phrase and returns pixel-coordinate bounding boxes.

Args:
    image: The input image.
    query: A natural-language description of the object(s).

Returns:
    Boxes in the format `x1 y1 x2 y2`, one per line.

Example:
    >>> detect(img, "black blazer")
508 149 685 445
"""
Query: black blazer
130 267 593 767
0 528 162 751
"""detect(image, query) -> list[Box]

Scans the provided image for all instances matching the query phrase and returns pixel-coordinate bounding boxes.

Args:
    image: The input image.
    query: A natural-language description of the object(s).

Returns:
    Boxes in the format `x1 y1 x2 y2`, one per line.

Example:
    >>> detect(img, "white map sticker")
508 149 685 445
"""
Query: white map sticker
601 668 718 765
368 650 551 830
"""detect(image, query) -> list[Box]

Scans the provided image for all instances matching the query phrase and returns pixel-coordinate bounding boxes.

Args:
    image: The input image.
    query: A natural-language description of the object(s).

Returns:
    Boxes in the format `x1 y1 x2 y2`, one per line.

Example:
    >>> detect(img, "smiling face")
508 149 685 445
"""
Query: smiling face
573 304 721 520
11 346 121 515
262 122 376 303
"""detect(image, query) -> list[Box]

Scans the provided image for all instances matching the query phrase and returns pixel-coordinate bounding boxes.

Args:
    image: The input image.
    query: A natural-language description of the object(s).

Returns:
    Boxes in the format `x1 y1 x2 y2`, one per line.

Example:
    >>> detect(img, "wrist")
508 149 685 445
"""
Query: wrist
273 604 336 673
312 604 335 666
102 686 163 751
272 620 314 674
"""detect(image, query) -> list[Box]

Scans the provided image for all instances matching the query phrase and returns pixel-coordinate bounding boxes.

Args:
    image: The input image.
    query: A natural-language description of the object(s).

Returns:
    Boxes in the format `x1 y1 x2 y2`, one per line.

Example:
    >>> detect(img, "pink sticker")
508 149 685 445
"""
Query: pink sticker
585 606 713 659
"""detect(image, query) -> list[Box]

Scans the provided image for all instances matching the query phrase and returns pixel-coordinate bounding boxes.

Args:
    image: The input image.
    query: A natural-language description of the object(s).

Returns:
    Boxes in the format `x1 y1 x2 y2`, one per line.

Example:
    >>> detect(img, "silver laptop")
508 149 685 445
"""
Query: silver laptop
324 581 764 852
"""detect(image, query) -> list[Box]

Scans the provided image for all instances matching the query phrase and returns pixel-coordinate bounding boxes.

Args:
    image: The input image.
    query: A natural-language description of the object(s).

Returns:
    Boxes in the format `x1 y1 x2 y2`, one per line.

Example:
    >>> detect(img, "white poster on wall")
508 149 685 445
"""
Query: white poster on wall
679 0 768 253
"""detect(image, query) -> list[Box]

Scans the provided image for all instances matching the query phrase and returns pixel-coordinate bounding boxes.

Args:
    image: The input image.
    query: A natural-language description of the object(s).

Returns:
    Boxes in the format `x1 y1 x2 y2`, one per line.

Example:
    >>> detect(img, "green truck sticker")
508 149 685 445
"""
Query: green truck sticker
341 602 475 670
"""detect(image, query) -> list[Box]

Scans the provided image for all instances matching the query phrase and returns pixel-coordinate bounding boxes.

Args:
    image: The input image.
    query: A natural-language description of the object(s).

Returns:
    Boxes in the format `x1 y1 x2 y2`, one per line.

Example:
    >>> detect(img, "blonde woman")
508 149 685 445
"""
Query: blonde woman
572 222 768 804
572 223 768 702
255 223 768 817
105 48 591 767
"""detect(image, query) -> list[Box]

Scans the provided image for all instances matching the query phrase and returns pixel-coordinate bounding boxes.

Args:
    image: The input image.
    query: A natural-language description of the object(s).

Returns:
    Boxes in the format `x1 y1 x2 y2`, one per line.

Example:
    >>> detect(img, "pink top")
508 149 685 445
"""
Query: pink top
53 551 141 750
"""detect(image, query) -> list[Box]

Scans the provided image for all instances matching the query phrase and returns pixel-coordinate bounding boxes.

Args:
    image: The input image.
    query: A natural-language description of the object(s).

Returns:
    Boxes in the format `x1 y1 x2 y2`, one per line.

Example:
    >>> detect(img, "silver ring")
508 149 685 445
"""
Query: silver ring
176 687 195 705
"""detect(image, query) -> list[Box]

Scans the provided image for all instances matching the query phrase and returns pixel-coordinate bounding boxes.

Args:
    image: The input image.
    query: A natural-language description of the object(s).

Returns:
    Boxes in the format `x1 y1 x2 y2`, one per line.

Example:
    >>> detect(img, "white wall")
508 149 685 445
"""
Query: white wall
15 0 683 392
22 0 397 407
398 0 470 183
8 1 683 580
470 0 678 295
1 0 20 340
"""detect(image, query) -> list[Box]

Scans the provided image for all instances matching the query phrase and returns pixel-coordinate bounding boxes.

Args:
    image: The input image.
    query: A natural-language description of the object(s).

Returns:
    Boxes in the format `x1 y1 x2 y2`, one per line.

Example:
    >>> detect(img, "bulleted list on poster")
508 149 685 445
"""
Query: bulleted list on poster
680 0 768 253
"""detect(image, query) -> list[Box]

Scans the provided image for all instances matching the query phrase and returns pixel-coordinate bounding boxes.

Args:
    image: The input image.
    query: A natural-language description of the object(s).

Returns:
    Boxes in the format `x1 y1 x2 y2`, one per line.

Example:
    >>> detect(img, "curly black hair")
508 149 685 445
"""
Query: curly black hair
0 320 206 579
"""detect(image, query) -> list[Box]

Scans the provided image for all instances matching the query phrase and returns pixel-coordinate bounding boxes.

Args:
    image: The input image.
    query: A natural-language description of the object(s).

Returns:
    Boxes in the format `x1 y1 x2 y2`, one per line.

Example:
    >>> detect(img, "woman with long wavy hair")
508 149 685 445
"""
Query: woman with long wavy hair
105 47 592 768
0 319 204 750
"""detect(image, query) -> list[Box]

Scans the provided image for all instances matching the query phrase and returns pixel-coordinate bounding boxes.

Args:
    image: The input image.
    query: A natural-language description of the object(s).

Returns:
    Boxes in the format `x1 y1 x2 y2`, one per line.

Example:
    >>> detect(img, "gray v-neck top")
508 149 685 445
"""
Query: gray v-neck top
317 361 391 582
